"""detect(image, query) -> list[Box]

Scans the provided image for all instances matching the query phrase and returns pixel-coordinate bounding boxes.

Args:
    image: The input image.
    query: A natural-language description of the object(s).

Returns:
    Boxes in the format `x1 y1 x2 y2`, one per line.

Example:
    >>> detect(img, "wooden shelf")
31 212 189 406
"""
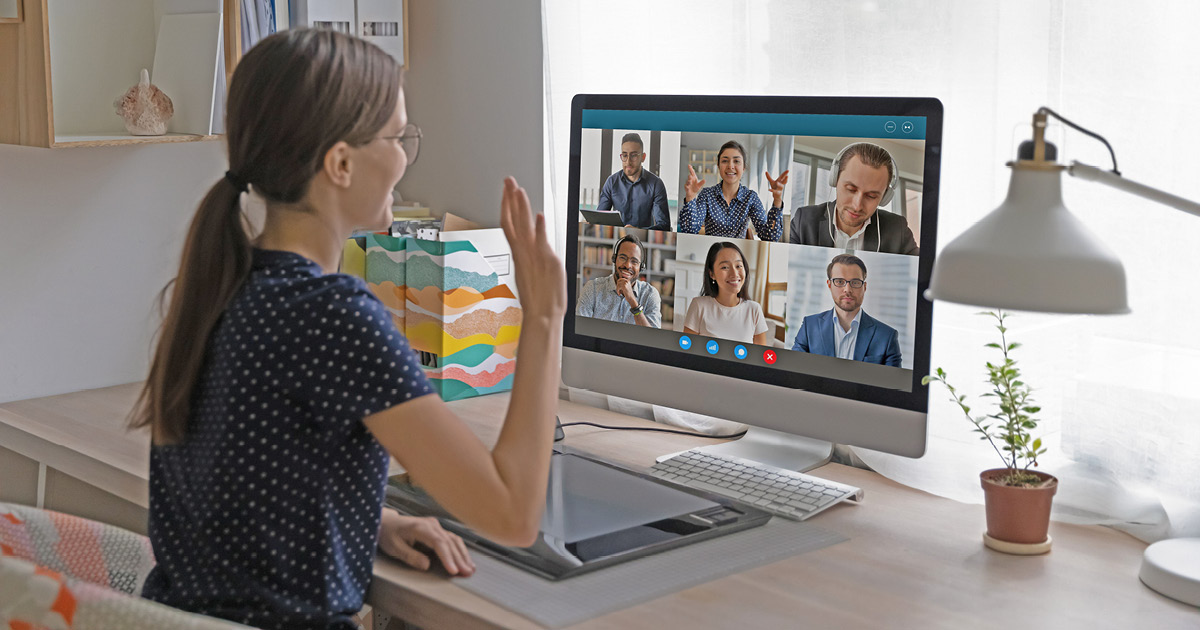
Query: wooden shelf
51 133 219 148
0 0 240 149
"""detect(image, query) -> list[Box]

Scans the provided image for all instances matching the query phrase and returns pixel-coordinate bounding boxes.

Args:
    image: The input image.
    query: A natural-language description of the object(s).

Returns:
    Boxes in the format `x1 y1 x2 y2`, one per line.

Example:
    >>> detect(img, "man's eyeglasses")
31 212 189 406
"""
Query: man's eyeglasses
830 278 866 289
619 152 643 162
378 123 422 165
616 253 641 268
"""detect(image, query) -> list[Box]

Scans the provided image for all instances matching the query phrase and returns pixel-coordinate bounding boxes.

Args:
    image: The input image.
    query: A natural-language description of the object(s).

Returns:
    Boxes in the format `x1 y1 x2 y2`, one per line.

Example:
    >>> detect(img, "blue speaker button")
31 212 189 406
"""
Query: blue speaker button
884 121 897 133
678 335 692 350
734 345 748 359
706 340 720 355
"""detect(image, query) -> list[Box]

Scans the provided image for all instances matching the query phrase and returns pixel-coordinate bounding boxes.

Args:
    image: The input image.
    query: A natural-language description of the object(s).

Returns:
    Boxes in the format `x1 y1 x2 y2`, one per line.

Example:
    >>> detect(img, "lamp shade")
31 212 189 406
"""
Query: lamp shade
925 164 1130 314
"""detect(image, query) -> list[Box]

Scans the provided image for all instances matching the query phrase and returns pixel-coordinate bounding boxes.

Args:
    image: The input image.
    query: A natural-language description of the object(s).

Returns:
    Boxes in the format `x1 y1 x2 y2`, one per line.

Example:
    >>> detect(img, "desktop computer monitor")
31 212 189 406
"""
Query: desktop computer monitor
562 94 941 471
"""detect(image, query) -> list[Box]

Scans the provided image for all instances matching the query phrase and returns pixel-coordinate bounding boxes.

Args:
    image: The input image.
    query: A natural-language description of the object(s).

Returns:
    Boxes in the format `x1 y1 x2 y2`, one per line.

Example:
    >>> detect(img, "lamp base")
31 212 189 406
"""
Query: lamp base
1139 538 1200 606
982 532 1052 555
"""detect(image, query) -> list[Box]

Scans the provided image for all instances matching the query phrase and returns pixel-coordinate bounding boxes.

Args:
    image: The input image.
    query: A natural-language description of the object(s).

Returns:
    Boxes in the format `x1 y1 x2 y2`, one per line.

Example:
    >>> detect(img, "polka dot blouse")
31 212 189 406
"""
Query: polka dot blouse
677 183 783 241
142 249 434 630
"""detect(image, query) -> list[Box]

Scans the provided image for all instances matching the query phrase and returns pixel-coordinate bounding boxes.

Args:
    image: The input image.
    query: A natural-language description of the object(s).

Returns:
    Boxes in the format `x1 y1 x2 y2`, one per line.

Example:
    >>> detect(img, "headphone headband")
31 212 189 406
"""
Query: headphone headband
611 234 647 271
828 142 900 206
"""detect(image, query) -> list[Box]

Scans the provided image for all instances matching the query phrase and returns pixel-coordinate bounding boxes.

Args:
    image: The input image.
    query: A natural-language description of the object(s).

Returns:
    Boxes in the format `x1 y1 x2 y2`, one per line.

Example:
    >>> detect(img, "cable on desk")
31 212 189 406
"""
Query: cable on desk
558 421 748 440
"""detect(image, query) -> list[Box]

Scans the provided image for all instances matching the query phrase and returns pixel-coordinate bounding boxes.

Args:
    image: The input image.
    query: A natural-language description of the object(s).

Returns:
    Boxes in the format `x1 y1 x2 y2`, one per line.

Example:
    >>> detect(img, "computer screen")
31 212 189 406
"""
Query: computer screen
562 95 941 462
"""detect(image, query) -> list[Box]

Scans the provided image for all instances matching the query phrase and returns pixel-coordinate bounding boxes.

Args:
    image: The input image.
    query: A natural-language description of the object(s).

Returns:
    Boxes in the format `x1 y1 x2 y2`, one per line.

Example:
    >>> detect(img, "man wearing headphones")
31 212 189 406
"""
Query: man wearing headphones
576 234 662 328
788 142 920 255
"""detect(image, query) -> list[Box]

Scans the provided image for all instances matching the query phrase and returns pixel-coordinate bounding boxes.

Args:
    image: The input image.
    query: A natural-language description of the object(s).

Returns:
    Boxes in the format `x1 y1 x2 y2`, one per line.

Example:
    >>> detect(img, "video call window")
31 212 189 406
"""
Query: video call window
573 108 928 392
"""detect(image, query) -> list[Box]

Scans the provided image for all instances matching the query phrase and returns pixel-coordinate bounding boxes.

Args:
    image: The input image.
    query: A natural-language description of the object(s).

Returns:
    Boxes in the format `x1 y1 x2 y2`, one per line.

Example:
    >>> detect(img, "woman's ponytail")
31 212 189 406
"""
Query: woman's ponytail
131 178 252 443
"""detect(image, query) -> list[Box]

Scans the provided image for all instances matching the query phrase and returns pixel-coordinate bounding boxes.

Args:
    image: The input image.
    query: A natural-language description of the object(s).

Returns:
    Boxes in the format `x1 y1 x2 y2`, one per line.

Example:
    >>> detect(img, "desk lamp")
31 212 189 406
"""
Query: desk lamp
924 107 1200 607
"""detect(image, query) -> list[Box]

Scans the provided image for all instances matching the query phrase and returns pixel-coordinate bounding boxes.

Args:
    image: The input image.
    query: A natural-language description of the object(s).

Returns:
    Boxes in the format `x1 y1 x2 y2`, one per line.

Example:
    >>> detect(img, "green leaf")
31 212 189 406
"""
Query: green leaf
1023 406 1041 414
921 375 933 384
985 343 1002 349
1008 342 1022 350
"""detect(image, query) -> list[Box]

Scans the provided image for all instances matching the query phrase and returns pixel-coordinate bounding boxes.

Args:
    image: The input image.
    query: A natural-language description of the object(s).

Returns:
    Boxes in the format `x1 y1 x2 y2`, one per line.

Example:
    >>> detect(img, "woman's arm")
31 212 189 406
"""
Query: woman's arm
677 166 707 233
753 331 769 345
747 190 784 242
365 178 565 548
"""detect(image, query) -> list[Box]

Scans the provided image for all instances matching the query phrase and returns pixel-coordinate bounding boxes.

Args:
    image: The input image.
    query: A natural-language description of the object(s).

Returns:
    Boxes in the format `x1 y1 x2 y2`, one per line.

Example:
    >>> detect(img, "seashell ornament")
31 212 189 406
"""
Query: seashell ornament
113 69 174 136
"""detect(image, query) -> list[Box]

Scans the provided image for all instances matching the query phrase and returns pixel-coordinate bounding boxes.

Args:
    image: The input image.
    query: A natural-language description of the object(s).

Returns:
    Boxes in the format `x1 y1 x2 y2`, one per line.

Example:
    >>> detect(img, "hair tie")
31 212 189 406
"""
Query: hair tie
224 170 249 194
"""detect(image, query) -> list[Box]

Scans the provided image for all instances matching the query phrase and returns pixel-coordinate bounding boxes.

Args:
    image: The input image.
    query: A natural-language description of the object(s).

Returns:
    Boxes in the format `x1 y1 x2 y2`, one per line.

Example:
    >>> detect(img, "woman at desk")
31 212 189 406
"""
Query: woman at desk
677 140 788 241
129 30 566 630
683 241 769 345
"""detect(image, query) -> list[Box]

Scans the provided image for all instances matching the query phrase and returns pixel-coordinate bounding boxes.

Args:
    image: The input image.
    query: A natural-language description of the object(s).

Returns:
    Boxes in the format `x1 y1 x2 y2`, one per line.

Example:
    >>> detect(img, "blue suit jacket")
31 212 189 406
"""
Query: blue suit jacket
790 309 902 367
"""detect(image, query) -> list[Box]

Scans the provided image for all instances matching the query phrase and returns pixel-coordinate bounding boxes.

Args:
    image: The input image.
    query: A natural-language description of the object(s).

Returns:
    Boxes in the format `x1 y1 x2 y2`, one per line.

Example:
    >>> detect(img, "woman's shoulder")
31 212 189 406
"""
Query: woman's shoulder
738 298 764 314
240 257 383 322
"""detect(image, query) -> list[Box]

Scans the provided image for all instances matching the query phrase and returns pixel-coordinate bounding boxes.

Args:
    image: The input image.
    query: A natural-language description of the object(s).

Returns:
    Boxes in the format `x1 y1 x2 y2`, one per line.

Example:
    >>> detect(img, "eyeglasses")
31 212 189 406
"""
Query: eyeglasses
378 123 422 165
619 152 643 162
830 278 866 289
616 253 641 268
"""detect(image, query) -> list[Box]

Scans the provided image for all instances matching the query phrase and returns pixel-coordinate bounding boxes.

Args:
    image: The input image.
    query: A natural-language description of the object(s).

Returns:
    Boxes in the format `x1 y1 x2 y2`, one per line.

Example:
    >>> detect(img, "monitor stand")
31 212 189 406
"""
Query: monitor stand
660 426 833 474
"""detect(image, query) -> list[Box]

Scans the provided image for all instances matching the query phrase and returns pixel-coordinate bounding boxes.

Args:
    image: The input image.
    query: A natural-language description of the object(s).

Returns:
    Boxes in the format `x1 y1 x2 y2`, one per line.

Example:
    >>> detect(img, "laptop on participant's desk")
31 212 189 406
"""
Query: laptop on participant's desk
580 208 625 226
387 448 770 580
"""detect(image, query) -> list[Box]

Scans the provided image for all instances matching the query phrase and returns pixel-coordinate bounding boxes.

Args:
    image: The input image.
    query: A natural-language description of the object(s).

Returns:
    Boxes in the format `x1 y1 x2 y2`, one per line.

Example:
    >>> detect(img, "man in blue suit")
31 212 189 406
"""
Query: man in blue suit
791 254 902 367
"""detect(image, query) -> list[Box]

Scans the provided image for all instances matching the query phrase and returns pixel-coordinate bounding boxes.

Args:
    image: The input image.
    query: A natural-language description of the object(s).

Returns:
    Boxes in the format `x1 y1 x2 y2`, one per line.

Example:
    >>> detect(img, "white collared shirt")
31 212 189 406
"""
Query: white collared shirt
833 214 873 250
831 308 863 360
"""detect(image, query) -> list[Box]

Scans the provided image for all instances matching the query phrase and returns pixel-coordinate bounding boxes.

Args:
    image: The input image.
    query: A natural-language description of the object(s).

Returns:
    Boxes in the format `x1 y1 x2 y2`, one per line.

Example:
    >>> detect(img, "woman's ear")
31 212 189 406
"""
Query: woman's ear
322 140 354 188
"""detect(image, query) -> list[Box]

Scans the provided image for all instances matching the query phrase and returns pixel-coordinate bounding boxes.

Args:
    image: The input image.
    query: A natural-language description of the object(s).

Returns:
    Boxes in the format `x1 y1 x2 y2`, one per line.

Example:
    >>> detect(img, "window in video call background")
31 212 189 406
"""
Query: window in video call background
565 95 941 412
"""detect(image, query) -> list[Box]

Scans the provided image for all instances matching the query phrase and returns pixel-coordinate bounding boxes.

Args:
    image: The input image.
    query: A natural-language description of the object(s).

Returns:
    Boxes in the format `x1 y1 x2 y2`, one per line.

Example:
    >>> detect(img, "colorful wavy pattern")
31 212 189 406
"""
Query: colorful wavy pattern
360 234 520 401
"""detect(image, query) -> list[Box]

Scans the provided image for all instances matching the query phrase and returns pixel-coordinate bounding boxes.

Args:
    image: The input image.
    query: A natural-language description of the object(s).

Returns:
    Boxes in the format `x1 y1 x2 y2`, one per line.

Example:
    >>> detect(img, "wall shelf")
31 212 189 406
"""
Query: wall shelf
0 0 240 149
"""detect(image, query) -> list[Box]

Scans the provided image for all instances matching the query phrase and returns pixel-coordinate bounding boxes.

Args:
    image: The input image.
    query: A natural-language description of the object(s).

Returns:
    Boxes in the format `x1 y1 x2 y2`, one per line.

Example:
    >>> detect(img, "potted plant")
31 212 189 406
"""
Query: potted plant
923 311 1057 554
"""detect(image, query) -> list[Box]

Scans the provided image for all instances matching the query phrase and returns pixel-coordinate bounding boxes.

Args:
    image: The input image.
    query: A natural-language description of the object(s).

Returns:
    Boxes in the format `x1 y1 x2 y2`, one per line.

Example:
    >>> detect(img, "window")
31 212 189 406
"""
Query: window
545 0 1200 542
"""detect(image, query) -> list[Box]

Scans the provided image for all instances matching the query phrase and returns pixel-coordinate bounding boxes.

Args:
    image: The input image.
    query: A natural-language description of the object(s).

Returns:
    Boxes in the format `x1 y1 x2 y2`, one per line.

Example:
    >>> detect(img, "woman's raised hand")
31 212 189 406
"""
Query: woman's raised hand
500 177 566 320
684 165 706 202
765 169 790 207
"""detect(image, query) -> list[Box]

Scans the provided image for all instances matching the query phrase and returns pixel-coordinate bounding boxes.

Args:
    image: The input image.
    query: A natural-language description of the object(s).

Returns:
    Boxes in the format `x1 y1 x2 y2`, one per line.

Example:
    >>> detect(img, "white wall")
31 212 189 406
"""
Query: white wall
397 0 544 232
0 0 545 403
0 141 224 403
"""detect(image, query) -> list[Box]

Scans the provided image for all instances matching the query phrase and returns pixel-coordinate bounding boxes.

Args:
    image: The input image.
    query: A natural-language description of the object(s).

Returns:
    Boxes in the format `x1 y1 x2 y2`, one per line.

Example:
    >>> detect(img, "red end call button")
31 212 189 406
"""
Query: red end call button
762 349 777 364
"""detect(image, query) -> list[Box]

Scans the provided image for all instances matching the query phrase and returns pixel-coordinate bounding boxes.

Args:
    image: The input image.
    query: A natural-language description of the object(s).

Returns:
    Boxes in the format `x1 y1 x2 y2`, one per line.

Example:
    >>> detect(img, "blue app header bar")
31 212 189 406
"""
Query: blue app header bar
582 109 926 140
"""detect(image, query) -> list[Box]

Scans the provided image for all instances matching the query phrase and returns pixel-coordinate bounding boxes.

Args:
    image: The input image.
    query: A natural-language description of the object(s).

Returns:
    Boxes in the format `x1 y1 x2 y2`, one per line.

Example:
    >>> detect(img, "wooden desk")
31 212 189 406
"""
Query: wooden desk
2 384 1197 628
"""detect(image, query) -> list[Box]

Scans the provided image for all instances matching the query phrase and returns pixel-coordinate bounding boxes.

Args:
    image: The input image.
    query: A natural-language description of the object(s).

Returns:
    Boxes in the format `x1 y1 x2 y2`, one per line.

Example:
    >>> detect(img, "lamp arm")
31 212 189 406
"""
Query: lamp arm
1068 162 1200 218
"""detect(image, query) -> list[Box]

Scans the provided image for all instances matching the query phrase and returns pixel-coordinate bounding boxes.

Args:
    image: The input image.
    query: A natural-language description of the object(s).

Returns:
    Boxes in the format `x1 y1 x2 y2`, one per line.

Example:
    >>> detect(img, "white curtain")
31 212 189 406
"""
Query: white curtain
544 0 1200 542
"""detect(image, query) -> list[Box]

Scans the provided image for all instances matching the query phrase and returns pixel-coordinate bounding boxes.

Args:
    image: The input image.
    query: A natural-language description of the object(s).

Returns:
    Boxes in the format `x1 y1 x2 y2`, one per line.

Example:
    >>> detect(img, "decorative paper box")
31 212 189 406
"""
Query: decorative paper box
364 232 520 401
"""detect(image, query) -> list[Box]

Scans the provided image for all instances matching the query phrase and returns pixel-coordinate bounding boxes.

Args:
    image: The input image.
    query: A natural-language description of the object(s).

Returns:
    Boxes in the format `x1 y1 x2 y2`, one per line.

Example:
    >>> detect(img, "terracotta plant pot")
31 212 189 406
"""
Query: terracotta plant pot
980 468 1058 545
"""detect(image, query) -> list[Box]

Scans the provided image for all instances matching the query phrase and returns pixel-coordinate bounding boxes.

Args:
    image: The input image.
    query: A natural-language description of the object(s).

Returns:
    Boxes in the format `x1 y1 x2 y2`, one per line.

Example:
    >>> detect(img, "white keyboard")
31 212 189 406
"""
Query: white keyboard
649 450 863 521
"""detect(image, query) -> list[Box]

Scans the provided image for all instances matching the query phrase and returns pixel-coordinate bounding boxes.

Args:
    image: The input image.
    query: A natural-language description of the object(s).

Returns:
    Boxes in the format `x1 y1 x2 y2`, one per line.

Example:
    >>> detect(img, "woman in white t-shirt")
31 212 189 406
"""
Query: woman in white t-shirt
683 241 769 344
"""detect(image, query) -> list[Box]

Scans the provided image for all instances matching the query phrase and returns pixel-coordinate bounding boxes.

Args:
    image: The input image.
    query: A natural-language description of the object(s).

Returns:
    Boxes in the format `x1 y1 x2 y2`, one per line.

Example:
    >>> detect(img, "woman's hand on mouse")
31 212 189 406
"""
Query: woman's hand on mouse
379 511 475 576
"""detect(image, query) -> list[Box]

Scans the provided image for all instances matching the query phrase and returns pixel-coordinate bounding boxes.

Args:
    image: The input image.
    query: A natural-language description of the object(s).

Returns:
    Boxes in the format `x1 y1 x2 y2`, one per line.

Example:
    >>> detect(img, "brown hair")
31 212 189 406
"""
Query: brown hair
827 253 868 280
700 241 750 300
717 140 746 164
835 142 894 183
131 29 403 444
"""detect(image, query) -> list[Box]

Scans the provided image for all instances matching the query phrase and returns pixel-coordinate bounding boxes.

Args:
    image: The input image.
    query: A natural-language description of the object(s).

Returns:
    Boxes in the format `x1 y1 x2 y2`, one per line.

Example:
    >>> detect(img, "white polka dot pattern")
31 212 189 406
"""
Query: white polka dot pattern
677 183 783 241
141 249 434 630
